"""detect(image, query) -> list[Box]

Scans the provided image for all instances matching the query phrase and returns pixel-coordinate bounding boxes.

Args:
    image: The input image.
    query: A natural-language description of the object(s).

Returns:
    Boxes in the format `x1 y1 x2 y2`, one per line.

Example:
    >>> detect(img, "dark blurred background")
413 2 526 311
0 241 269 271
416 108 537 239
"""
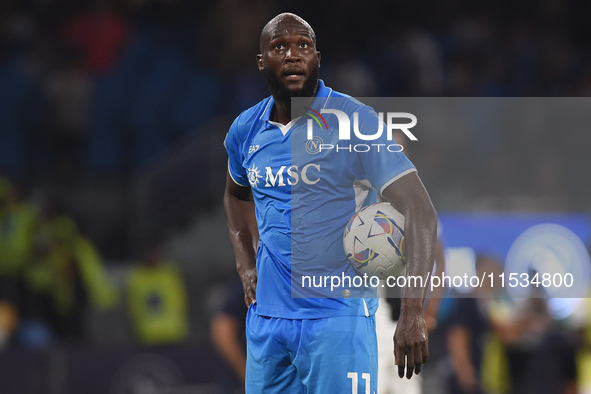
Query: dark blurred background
1 0 591 393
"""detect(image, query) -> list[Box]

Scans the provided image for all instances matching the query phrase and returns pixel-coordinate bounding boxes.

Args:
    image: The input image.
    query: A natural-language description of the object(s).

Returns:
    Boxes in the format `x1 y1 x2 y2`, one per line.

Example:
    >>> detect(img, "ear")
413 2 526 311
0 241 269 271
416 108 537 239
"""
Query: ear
256 54 264 71
316 51 321 68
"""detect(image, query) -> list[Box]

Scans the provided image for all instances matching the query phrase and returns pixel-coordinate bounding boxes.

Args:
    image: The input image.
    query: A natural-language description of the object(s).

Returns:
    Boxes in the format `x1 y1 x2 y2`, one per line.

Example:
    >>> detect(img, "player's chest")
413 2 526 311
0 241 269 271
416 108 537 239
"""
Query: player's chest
243 126 351 190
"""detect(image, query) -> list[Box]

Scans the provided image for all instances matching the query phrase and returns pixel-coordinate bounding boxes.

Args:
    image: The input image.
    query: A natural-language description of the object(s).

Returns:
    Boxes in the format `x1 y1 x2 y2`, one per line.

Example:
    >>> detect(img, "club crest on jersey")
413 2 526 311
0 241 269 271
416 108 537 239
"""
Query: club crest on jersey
305 136 324 155
247 163 263 187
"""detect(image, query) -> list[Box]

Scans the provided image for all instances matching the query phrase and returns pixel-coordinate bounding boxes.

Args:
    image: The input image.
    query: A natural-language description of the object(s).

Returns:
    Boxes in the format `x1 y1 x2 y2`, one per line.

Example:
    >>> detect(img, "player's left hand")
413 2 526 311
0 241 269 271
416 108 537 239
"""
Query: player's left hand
393 310 429 379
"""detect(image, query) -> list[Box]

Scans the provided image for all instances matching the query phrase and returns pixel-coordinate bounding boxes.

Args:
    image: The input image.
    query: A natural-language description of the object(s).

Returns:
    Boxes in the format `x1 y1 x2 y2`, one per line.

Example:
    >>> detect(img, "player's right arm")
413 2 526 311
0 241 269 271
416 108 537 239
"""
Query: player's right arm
224 173 259 306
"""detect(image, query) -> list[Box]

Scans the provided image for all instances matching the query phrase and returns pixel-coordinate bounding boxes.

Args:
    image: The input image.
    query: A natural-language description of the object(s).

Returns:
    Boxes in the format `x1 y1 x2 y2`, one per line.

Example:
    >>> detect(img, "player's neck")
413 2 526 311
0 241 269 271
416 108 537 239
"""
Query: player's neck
270 82 319 125
270 101 291 125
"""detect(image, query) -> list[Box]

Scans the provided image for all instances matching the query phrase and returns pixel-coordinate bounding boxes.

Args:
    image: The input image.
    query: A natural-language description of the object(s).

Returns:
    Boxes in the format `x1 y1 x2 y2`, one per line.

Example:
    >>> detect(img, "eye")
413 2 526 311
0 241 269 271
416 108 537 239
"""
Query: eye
274 43 284 50
299 42 310 49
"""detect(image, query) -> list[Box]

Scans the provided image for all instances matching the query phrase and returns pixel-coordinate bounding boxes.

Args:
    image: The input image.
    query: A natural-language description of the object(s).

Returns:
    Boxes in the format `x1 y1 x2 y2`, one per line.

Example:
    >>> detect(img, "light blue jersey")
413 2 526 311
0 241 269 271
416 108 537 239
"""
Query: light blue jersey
225 80 416 319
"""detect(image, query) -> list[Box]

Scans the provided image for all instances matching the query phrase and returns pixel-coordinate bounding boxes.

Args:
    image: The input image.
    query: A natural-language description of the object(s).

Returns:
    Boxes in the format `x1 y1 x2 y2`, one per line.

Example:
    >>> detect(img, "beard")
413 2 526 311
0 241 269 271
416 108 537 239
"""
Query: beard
263 63 320 118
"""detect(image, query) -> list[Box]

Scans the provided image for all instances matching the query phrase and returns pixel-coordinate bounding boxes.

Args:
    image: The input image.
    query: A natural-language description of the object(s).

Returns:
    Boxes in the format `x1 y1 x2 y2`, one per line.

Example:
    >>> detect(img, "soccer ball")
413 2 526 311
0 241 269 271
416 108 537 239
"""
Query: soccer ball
343 202 406 279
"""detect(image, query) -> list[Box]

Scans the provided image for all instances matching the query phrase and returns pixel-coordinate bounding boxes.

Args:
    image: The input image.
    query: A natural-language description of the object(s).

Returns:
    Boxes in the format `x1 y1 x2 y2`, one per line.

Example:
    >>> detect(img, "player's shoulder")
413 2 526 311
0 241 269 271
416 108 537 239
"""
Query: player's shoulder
225 96 273 150
230 96 273 135
325 85 375 114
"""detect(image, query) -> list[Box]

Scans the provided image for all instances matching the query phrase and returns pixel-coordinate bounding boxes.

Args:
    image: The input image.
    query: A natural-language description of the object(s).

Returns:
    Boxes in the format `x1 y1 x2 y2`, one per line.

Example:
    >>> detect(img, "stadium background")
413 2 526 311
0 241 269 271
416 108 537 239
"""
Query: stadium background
1 0 591 393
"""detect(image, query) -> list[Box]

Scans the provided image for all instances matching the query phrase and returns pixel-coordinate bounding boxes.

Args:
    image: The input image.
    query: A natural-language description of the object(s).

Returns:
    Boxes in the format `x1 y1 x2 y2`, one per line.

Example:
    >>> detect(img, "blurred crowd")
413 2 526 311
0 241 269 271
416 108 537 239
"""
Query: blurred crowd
0 0 225 185
0 175 118 347
0 175 192 350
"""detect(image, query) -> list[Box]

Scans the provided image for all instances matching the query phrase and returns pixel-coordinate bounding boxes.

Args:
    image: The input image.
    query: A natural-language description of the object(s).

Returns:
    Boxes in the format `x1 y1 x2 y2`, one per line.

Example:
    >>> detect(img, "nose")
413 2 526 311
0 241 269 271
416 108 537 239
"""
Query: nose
285 45 301 62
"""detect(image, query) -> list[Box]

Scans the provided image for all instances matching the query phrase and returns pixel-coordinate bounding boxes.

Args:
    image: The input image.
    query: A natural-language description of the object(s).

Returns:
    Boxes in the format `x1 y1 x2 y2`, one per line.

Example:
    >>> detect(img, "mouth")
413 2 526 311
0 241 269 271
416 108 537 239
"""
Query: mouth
283 69 305 82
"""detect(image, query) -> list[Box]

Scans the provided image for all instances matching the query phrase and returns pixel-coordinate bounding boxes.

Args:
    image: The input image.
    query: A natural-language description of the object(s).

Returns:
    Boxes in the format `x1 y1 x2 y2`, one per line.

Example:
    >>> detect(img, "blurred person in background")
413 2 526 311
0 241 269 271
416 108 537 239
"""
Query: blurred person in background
446 255 559 394
73 232 118 312
22 200 81 343
126 241 189 346
446 255 507 394
497 298 554 394
211 276 248 394
518 298 577 394
63 0 130 76
21 197 117 345
0 177 39 347
42 44 92 185
0 178 38 309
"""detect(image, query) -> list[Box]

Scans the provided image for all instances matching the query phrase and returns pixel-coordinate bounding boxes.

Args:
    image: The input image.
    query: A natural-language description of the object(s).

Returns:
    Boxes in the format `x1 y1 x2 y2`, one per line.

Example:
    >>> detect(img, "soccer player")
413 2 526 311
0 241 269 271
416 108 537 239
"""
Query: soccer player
223 13 437 393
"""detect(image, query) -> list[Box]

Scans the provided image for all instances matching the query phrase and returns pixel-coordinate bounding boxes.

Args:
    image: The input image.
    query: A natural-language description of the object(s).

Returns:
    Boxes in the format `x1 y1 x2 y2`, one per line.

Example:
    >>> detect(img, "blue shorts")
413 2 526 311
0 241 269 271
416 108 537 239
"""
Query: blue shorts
245 304 378 394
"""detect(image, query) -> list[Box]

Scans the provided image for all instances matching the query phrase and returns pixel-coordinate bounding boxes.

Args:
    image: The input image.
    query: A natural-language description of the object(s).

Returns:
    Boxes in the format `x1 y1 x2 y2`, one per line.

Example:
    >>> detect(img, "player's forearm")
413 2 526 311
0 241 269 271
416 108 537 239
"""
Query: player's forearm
428 239 447 300
422 240 445 330
399 199 437 310
382 173 437 310
223 191 258 273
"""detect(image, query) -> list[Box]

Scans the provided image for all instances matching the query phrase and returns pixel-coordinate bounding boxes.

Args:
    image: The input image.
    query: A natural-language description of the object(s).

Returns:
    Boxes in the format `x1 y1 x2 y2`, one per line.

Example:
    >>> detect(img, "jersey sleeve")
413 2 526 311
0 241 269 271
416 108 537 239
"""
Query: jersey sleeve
353 106 417 195
224 115 249 187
